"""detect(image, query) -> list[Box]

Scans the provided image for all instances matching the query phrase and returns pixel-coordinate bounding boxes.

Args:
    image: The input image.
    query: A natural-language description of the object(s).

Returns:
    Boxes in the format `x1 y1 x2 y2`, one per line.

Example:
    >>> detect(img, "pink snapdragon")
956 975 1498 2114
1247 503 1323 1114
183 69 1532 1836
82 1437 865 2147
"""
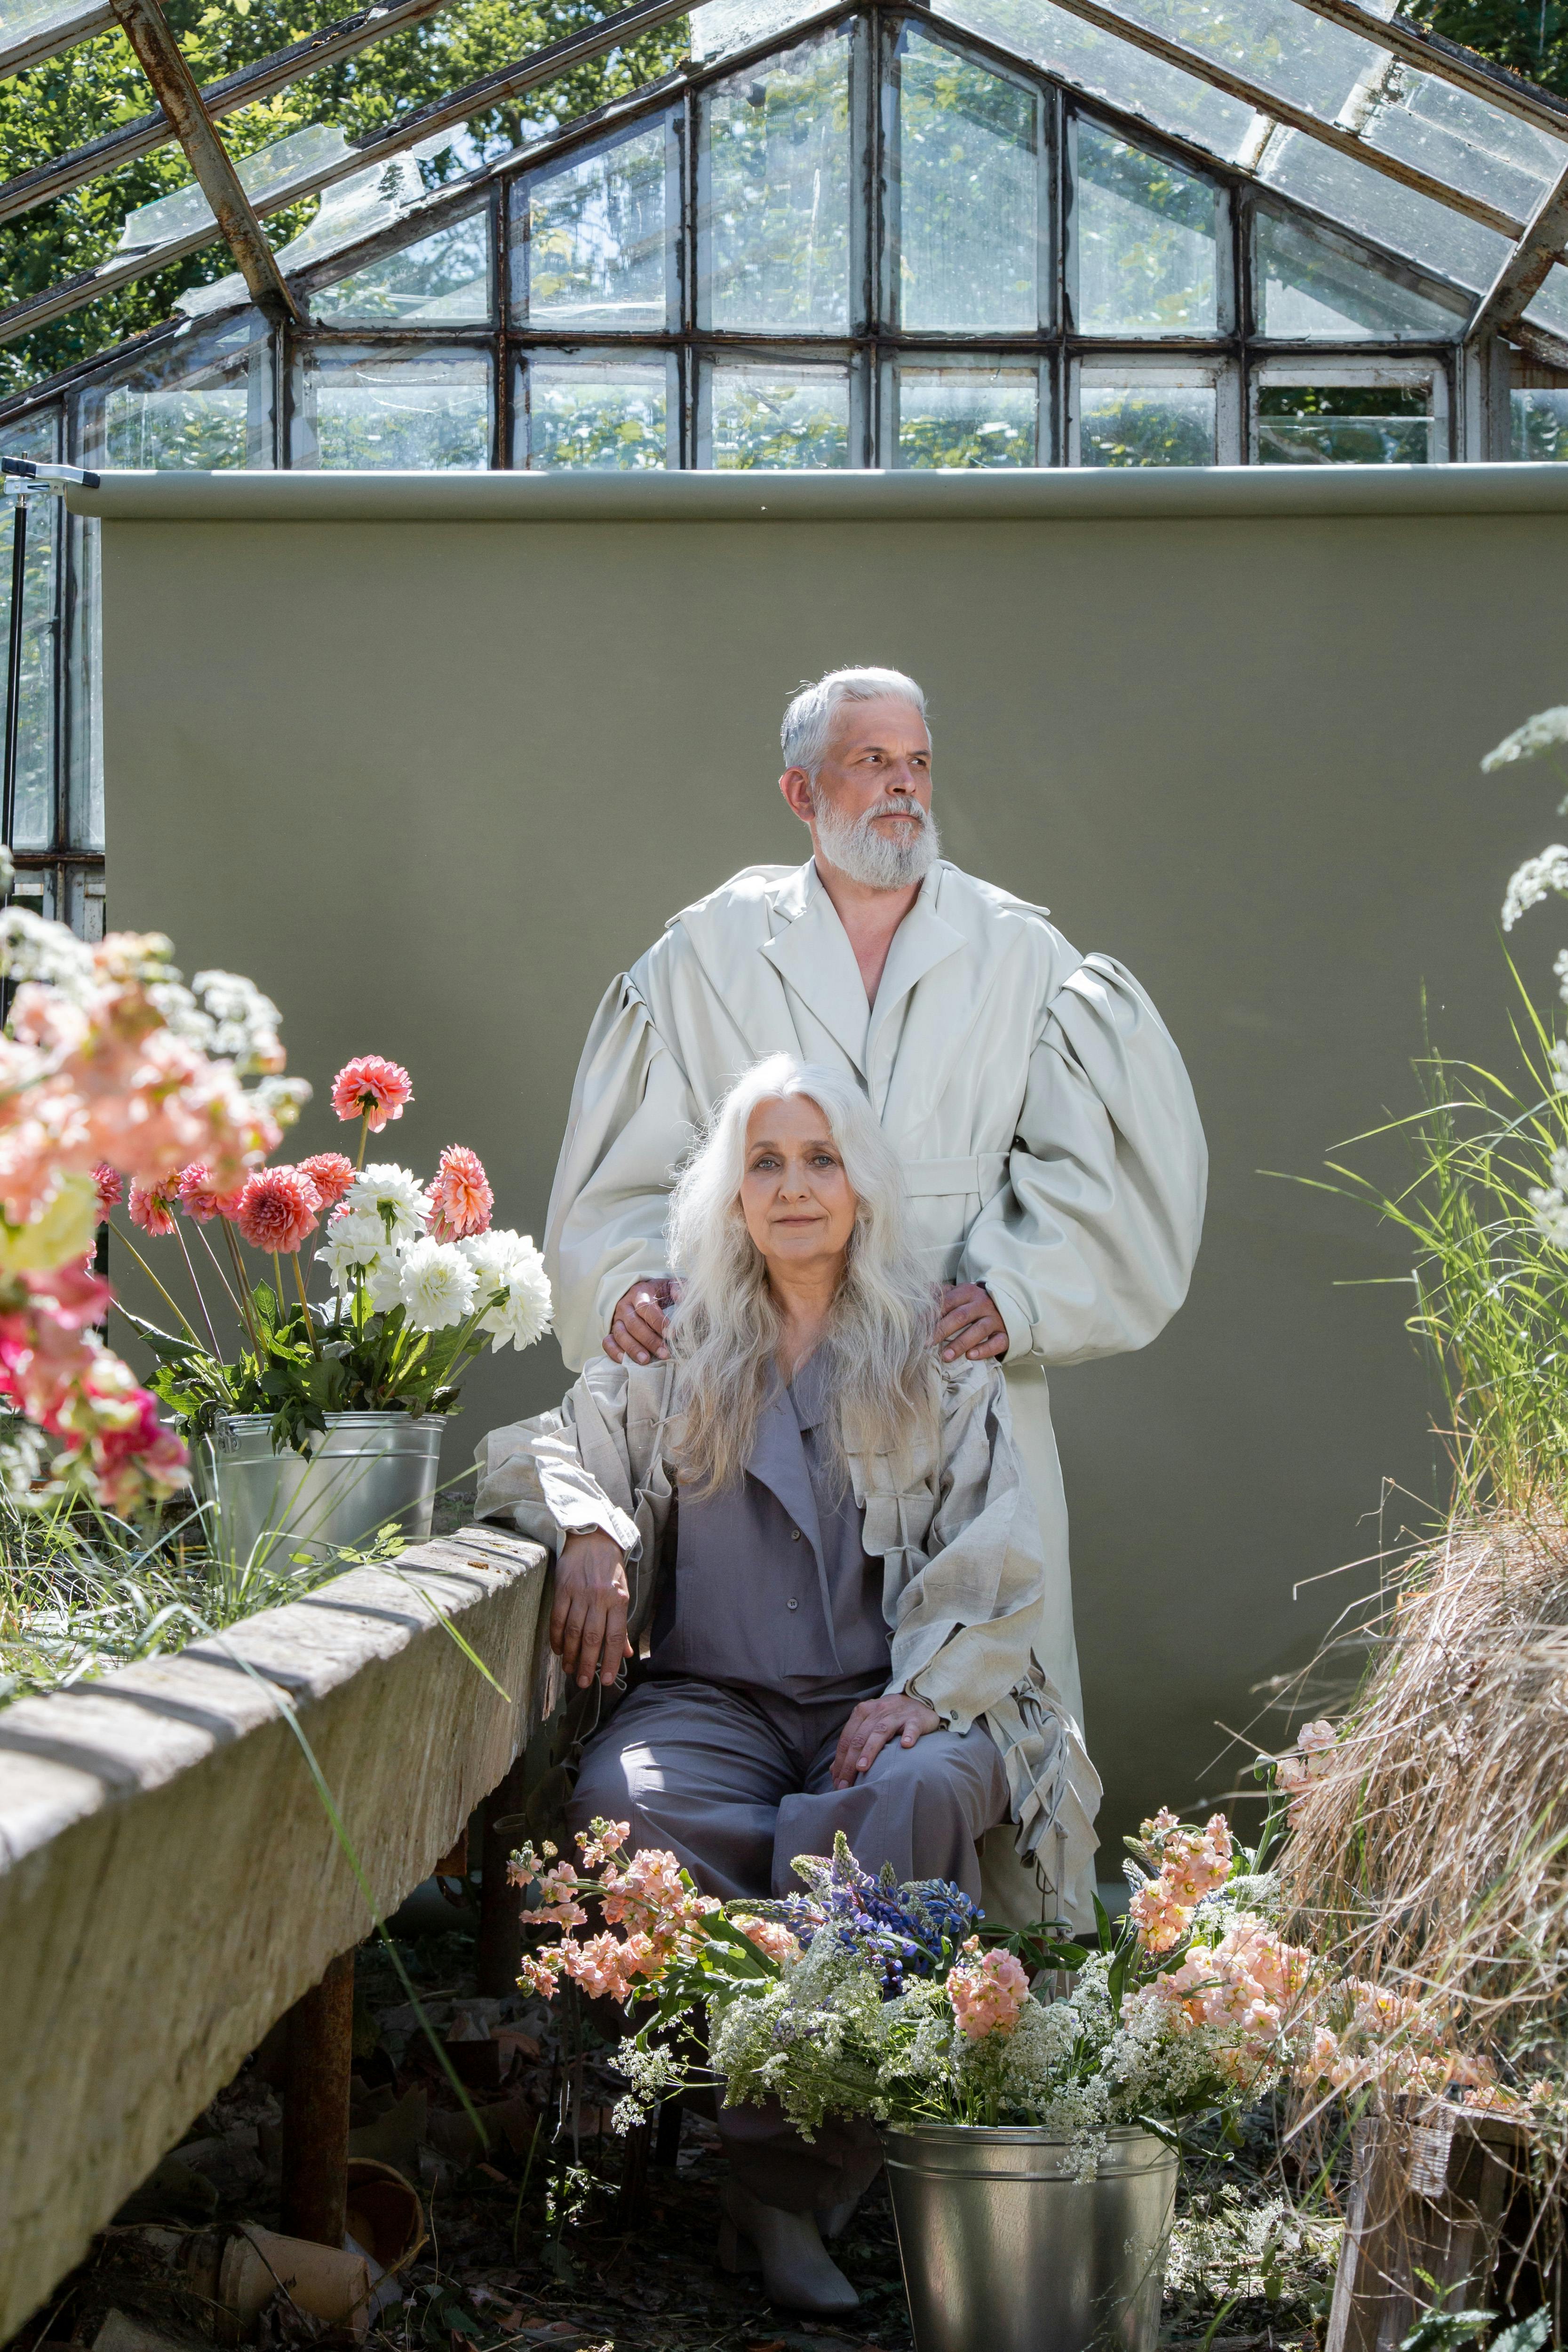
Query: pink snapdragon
734 1915 804 1967
331 1055 412 1133
512 1821 721 2006
93 1164 122 1220
428 1144 493 1243
1137 1913 1315 2085
947 1939 1030 2041
1129 1812 1233 1953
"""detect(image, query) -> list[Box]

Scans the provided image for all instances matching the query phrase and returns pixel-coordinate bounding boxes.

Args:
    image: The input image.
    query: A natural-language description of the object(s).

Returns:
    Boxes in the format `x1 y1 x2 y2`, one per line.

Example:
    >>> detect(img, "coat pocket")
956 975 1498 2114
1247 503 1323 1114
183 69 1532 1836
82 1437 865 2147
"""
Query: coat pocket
861 1488 937 1559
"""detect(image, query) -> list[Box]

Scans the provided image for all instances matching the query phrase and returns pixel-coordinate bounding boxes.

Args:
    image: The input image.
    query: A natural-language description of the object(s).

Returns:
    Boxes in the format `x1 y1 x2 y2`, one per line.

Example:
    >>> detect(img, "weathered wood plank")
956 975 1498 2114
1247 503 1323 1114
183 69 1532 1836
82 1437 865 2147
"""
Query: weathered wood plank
0 1524 549 2335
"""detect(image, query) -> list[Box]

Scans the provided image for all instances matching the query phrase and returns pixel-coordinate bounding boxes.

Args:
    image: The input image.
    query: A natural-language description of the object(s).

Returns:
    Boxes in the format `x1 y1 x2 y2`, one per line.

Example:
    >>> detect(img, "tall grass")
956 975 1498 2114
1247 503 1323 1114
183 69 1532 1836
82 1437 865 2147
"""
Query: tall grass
1309 972 1568 1513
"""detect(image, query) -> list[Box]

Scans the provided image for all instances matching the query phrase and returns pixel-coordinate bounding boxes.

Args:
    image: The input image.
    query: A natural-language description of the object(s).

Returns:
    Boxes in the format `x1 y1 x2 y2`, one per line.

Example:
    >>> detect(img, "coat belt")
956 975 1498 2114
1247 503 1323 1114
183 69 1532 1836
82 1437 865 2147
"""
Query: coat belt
900 1152 1009 1200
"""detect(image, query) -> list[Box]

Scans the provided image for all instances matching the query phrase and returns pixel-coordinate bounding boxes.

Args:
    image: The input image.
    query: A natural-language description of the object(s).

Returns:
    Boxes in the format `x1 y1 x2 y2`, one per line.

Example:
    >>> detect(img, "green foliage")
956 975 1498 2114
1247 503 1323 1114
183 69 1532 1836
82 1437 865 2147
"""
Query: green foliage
128 1277 494 1456
0 0 690 398
1408 0 1568 99
1300 972 1568 1512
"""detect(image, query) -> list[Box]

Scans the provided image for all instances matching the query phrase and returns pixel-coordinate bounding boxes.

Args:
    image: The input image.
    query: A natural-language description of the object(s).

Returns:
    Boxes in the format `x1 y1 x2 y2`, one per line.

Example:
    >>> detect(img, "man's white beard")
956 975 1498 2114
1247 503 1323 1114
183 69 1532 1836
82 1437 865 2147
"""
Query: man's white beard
812 792 941 890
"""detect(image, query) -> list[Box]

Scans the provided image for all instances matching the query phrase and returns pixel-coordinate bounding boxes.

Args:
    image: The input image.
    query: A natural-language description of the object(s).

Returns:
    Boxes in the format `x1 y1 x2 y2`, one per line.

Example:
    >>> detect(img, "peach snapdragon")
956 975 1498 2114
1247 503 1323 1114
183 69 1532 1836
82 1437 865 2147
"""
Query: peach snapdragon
1128 1811 1233 1953
947 1939 1030 2041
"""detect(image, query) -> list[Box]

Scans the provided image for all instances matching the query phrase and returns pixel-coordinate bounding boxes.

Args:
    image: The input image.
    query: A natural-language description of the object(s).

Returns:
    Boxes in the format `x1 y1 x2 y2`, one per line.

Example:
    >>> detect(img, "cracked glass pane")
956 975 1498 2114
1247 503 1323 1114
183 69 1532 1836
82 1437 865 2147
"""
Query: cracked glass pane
520 354 670 469
1259 128 1512 291
934 0 1253 161
1358 69 1567 221
1256 381 1434 462
516 123 670 331
894 27 1042 331
894 360 1039 463
1254 209 1468 337
700 27 853 329
292 346 492 469
313 209 491 324
1074 123 1219 333
77 311 273 470
709 360 852 463
116 124 354 255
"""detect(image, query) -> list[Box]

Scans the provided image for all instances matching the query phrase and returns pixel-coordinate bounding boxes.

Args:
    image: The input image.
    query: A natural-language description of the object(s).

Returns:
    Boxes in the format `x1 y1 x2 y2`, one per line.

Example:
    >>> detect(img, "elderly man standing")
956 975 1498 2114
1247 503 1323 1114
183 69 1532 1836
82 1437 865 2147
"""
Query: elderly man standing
543 664 1207 1919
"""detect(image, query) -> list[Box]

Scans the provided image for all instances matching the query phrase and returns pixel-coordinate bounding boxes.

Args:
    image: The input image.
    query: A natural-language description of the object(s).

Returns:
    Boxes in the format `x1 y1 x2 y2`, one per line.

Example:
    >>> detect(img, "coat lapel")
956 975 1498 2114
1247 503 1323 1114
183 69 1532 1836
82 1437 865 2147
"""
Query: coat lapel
758 868 872 1076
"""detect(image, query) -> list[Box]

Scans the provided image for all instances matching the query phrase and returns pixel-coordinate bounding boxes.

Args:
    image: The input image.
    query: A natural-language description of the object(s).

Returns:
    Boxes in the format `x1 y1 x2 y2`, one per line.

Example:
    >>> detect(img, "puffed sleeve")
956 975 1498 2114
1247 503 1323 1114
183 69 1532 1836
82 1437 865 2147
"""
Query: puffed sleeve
957 953 1207 1365
543 973 704 1372
473 1366 641 1560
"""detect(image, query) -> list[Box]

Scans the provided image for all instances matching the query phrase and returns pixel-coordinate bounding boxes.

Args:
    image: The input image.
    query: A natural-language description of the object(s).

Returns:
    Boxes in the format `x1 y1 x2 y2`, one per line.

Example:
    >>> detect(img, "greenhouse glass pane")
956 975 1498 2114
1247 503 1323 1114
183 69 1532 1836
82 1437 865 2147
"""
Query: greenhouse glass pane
700 29 853 329
1079 380 1214 463
1511 388 1568 460
294 348 491 469
1089 0 1371 122
522 356 669 469
1075 124 1218 333
0 409 59 855
691 0 824 61
77 313 273 469
935 0 1253 162
895 29 1040 331
118 124 353 254
1360 72 1566 220
1254 210 1467 339
314 211 491 324
1524 264 1568 344
895 363 1037 464
1256 383 1433 462
1260 130 1512 293
710 362 851 465
517 125 669 331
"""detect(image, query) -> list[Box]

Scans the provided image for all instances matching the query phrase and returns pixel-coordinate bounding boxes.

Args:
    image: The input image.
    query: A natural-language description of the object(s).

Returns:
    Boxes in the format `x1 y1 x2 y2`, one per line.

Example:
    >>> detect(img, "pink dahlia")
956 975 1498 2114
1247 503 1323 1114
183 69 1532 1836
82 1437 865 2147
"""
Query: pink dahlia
235 1166 319 1255
127 1180 178 1238
93 1165 123 1221
297 1151 355 1211
331 1055 413 1133
429 1144 493 1243
177 1163 247 1224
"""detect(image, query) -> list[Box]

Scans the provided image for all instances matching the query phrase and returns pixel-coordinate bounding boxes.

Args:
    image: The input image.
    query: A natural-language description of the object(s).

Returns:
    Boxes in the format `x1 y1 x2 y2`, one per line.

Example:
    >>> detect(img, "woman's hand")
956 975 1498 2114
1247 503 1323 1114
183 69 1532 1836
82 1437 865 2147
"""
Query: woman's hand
551 1530 633 1689
830 1692 941 1788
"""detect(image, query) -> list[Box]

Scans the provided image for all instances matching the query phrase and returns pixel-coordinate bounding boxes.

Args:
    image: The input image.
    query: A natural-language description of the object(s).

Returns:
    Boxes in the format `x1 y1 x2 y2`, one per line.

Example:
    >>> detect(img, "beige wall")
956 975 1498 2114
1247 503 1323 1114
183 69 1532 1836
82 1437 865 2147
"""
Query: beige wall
84 466 1568 1852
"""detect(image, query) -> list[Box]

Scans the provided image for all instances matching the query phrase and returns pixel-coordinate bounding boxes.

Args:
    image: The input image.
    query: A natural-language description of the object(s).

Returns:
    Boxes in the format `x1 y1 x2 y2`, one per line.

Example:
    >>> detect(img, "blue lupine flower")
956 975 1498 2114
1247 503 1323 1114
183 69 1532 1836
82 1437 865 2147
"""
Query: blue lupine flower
772 1834 981 1996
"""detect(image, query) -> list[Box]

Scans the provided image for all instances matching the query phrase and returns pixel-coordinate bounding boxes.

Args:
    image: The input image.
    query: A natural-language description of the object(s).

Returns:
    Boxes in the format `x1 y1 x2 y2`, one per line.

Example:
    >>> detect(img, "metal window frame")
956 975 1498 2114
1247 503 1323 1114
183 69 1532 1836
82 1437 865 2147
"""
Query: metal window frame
1249 347 1453 461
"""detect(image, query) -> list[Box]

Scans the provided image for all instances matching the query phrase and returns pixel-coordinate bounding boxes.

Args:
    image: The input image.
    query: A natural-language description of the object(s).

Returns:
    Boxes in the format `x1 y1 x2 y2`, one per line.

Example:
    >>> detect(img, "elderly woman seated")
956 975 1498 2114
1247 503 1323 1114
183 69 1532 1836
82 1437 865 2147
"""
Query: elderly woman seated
475 1052 1098 2315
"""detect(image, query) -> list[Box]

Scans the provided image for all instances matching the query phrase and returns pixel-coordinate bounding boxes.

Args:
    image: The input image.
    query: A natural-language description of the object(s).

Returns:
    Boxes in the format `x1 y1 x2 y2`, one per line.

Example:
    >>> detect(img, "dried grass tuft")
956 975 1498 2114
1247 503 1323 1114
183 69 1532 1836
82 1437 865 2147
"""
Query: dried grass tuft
1282 1510 1568 2057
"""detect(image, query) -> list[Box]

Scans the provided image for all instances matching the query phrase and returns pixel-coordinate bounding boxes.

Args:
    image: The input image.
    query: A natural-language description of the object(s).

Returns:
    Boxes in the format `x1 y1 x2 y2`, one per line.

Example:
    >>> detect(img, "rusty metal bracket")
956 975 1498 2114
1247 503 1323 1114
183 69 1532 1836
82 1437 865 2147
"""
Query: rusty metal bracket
106 0 301 327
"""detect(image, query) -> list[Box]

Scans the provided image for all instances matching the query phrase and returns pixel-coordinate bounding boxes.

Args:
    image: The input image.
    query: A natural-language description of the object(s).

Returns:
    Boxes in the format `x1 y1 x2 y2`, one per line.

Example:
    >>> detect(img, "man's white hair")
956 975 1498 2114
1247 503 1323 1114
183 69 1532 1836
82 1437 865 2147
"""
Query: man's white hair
665 1052 935 1494
780 666 929 781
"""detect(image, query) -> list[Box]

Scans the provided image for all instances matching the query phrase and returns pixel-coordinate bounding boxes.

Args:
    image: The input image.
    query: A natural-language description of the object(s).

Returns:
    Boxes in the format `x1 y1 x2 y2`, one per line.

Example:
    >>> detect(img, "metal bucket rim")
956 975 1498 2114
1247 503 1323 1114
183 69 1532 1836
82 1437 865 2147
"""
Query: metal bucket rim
880 2122 1169 2148
212 1411 446 1432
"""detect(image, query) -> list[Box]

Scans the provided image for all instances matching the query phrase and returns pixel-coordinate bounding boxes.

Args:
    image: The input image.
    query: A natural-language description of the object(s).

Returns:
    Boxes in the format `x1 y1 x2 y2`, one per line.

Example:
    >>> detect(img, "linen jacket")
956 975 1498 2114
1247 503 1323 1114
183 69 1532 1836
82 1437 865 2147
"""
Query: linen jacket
474 1352 1104 1925
544 856 1207 1377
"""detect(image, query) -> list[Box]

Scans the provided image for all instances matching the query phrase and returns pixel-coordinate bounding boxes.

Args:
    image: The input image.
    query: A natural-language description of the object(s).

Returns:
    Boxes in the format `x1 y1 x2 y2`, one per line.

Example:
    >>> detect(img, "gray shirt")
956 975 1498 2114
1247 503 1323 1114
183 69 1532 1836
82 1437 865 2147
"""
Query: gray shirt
648 1349 893 1703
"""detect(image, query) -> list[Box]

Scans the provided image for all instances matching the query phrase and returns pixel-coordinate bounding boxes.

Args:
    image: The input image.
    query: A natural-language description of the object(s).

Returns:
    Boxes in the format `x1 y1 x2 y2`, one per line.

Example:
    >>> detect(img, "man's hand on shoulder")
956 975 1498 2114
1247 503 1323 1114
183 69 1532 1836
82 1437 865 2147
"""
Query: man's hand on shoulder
937 1282 1008 1362
605 1278 680 1364
551 1529 633 1688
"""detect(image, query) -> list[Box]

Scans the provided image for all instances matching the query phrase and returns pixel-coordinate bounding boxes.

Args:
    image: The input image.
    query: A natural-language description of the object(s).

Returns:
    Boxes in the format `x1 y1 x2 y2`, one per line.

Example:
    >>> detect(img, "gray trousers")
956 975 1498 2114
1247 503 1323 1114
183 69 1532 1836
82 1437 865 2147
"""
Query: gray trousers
568 1674 1010 2212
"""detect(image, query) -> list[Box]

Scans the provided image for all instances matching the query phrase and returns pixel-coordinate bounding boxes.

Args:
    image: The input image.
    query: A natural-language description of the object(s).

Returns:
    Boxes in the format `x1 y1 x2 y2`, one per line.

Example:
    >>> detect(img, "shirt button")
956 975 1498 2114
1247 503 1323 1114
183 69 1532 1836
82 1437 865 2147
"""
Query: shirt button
787 1598 799 1611
790 1529 801 1541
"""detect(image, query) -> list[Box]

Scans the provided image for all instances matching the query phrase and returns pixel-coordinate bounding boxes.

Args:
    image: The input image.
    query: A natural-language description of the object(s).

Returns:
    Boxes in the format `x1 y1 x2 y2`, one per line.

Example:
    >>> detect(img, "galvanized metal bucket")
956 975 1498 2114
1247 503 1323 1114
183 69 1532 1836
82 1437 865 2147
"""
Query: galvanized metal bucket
196 1411 445 1566
881 2121 1176 2352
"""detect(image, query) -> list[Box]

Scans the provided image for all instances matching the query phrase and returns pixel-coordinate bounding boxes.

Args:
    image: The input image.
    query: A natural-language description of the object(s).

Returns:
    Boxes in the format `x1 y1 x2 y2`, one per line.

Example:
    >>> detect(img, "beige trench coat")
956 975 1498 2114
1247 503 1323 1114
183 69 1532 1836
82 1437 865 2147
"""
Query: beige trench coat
542 856 1209 1738
474 1354 1104 1927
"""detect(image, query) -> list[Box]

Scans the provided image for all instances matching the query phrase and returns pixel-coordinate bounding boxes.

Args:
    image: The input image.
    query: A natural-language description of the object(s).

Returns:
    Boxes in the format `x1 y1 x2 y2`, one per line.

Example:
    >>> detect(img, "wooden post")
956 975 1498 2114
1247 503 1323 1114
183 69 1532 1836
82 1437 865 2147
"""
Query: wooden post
280 1948 356 2247
477 1755 531 1999
1327 2108 1527 2352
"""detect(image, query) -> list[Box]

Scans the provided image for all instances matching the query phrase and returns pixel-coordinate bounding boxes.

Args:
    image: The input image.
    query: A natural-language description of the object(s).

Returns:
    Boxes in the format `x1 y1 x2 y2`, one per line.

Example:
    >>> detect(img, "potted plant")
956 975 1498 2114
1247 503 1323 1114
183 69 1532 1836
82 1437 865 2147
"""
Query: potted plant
503 1766 1420 2352
116 1050 553 1563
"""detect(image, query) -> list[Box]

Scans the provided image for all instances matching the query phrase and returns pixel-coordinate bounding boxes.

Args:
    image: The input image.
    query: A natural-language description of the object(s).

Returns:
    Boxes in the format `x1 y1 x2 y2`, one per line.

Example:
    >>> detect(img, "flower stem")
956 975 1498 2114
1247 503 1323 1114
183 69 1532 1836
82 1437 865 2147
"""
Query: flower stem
111 1224 204 1347
172 1221 222 1359
291 1252 321 1358
356 1110 369 1171
222 1220 261 1355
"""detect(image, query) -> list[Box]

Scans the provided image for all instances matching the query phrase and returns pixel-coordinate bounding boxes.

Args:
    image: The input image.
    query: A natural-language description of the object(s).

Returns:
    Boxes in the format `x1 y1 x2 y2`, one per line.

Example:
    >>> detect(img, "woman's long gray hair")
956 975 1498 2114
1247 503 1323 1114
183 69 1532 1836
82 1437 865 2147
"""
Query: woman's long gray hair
665 1053 936 1494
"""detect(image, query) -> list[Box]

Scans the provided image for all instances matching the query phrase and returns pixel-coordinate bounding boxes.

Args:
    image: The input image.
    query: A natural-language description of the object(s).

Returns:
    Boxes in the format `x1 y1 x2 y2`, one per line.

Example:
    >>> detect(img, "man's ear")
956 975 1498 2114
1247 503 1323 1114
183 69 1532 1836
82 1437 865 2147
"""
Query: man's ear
779 768 815 825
